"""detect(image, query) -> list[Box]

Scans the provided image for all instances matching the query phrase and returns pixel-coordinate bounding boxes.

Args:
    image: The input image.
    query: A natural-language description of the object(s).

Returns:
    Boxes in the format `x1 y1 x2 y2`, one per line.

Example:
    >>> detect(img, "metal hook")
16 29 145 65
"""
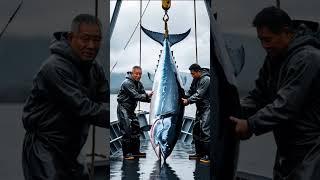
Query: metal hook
163 13 169 22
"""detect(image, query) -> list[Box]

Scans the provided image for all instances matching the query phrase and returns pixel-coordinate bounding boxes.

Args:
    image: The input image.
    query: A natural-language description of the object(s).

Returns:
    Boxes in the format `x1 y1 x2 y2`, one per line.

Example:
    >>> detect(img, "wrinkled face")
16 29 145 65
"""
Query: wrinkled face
257 26 291 58
132 68 142 81
69 23 102 61
190 70 201 79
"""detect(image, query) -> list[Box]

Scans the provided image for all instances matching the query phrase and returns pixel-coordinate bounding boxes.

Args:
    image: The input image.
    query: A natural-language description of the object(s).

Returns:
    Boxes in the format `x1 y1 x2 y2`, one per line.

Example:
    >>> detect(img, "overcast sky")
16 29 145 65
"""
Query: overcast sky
1 0 319 73
109 0 320 73
110 1 210 73
1 0 319 37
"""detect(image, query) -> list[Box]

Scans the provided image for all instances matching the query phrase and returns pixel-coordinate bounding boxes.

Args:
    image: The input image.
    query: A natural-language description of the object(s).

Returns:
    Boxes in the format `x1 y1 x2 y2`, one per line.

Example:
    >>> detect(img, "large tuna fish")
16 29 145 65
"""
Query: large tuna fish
141 26 190 160
204 0 245 179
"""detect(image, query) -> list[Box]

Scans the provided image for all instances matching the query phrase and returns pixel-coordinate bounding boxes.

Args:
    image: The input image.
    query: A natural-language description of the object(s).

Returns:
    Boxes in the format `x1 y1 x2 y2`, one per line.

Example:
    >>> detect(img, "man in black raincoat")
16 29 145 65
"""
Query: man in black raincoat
182 64 211 164
117 66 153 160
22 14 109 180
231 7 320 179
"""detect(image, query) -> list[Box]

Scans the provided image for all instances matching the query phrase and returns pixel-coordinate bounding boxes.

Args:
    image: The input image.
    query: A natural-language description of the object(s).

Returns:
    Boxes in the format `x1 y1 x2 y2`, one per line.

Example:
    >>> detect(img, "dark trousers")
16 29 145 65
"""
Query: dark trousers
273 142 320 180
22 133 89 180
117 104 141 155
193 106 211 156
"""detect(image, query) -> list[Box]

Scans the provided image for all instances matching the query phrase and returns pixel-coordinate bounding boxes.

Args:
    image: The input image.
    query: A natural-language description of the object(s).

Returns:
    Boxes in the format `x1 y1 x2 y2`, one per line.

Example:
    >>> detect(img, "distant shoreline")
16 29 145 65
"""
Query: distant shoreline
110 89 152 94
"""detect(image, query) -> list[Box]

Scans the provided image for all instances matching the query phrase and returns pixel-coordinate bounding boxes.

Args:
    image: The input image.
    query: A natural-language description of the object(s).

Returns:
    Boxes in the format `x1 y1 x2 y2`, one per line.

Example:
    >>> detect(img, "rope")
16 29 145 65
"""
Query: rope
0 0 23 40
90 1 99 179
95 0 98 17
90 52 96 178
140 0 142 67
110 61 118 73
90 127 96 180
123 0 151 50
193 0 198 64
276 0 281 8
139 0 142 110
111 0 151 72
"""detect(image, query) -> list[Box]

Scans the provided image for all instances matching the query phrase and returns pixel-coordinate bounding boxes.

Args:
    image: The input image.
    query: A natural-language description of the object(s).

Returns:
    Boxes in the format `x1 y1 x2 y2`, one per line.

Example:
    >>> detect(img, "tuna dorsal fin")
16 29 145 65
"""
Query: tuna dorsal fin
141 25 191 46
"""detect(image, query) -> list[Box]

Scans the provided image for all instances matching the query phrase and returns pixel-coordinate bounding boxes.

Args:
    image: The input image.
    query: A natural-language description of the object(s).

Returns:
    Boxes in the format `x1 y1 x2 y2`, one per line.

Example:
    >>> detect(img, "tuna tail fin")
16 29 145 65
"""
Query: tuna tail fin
141 25 191 46
226 44 245 77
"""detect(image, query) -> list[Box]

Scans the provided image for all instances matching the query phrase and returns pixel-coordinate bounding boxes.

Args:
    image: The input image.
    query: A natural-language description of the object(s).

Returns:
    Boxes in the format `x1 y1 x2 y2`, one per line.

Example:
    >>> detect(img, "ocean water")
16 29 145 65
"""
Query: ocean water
110 94 196 122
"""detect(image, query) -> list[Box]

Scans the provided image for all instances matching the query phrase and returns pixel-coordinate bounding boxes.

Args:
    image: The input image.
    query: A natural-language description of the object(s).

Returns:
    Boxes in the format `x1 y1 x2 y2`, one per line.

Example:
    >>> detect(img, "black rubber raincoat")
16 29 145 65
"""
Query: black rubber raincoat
117 72 150 154
186 68 211 155
242 24 320 179
22 32 109 180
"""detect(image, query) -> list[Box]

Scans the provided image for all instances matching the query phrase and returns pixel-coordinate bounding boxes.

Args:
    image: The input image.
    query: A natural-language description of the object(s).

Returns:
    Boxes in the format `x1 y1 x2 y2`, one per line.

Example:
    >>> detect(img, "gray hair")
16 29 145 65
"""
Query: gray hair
132 66 142 71
71 14 102 33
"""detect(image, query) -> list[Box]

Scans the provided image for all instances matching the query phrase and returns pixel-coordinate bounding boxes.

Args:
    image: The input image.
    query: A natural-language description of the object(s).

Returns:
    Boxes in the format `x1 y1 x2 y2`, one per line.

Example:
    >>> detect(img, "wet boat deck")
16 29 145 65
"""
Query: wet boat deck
110 140 211 179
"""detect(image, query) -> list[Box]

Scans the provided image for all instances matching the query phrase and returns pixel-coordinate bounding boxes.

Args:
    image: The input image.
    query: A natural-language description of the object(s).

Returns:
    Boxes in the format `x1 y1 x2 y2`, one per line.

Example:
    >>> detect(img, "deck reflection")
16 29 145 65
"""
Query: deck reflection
110 140 211 179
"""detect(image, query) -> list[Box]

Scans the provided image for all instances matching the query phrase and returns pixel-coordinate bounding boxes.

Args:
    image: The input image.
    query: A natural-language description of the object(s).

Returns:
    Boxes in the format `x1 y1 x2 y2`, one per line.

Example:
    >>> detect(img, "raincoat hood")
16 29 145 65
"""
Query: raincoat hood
200 68 210 78
125 71 139 83
287 23 320 55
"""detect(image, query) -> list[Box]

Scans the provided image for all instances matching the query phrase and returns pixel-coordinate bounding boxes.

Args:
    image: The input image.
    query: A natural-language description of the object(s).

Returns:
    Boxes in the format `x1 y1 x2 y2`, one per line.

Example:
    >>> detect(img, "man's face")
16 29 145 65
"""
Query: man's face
257 26 291 58
132 68 142 81
190 70 201 79
69 23 102 61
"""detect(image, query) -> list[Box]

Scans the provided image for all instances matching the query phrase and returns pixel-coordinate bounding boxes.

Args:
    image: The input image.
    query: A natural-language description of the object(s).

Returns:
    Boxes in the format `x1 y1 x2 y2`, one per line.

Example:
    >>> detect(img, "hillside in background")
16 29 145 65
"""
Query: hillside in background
0 33 264 102
110 72 193 94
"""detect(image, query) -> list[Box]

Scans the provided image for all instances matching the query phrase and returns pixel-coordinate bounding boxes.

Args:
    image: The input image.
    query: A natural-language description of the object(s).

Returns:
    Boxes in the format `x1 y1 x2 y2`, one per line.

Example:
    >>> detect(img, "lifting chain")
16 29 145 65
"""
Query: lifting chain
163 11 169 38
162 0 171 38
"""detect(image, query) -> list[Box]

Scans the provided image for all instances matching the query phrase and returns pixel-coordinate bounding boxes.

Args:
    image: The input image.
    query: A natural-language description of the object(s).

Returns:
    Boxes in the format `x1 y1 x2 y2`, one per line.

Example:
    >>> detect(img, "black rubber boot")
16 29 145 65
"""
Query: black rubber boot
123 153 134 160
131 138 146 158
189 141 203 159
200 155 210 164
199 142 210 164
122 139 134 160
203 142 210 156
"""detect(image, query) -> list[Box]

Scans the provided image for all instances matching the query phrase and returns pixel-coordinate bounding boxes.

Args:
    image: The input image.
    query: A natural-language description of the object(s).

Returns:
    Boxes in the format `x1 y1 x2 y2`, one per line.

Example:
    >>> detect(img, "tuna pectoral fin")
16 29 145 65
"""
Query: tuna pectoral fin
147 72 154 83
141 25 191 46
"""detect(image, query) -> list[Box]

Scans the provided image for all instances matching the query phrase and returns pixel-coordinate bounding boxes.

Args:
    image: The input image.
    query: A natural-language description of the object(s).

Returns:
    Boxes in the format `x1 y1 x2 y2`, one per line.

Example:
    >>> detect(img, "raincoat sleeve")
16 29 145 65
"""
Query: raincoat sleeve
123 81 149 102
42 64 109 128
139 83 151 103
95 66 110 103
95 66 110 127
185 79 196 98
241 61 269 118
248 53 320 135
187 76 210 104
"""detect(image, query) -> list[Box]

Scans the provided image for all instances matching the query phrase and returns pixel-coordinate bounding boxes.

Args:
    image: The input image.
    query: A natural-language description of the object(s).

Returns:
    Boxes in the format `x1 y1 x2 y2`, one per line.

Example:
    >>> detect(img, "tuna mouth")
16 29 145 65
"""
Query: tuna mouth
160 144 171 158
150 116 178 159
